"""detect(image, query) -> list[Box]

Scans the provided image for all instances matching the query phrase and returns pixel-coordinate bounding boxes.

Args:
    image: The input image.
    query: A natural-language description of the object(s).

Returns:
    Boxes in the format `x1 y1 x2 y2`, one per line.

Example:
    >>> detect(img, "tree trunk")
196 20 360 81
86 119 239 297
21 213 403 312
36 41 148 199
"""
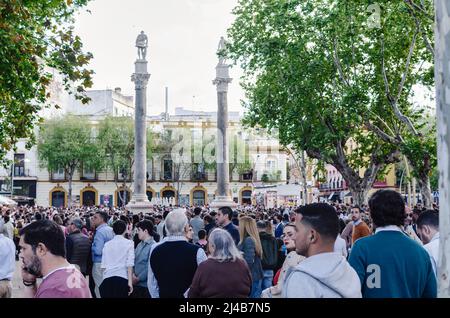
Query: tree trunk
417 174 433 209
300 151 309 205
348 187 368 207
405 157 412 208
435 0 450 297
68 174 73 208
412 177 417 206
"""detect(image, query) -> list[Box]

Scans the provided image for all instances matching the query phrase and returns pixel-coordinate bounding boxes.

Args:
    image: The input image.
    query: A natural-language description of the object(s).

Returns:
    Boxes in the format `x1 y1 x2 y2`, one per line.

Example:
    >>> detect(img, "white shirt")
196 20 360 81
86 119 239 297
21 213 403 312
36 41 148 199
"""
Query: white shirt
334 235 348 258
147 235 207 298
0 234 16 280
375 225 403 234
101 235 135 280
424 232 439 277
2 221 14 240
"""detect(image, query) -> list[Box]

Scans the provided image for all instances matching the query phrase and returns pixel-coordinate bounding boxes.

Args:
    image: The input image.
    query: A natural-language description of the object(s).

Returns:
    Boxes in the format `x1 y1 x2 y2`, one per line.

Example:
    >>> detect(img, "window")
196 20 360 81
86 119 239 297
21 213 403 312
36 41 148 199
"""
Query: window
163 159 173 180
52 167 65 180
192 163 206 181
14 154 25 177
266 159 276 172
82 165 96 180
193 190 205 206
147 160 153 180
241 171 253 181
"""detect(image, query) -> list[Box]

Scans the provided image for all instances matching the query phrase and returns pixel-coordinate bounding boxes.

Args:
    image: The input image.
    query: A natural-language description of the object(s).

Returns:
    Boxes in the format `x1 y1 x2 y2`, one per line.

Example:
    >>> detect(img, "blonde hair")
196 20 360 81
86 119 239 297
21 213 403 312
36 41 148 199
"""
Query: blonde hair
239 216 263 258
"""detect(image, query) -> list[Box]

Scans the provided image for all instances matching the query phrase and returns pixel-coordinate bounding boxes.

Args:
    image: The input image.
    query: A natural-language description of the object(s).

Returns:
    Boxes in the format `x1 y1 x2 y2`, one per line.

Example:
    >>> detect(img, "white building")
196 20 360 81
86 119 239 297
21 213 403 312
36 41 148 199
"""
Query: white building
1 87 288 207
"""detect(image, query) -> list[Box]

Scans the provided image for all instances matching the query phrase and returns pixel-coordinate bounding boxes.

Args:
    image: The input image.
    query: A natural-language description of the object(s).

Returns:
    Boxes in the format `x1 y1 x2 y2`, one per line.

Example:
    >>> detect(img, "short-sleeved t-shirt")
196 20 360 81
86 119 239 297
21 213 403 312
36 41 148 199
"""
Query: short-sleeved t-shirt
35 266 91 298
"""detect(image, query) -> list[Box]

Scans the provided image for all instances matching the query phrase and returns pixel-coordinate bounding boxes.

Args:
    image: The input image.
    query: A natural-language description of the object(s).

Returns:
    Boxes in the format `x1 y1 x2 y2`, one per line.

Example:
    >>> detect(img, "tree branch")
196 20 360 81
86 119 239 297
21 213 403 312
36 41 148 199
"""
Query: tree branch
403 0 434 22
332 38 350 87
365 121 400 145
381 36 419 136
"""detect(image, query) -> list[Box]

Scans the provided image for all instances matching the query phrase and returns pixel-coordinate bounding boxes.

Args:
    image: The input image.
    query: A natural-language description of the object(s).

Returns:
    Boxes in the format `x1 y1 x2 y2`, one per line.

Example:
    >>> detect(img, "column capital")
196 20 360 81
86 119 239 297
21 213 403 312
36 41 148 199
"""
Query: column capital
213 77 233 92
132 73 151 89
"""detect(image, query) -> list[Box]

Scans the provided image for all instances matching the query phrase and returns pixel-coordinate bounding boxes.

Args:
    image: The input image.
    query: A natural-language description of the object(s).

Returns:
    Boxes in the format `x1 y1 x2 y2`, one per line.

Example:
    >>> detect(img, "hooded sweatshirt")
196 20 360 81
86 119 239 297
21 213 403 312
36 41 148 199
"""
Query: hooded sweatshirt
282 252 362 298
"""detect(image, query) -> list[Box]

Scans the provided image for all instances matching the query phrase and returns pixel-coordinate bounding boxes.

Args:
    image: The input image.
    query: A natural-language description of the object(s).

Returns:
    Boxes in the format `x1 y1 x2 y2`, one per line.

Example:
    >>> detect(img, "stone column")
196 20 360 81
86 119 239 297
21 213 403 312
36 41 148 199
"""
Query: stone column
211 37 237 209
126 31 153 214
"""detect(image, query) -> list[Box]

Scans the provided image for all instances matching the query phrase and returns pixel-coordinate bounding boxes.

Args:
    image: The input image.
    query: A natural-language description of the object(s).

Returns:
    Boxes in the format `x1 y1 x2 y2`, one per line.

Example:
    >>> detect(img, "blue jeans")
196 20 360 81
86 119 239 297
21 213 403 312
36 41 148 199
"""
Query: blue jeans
250 279 263 298
262 270 274 290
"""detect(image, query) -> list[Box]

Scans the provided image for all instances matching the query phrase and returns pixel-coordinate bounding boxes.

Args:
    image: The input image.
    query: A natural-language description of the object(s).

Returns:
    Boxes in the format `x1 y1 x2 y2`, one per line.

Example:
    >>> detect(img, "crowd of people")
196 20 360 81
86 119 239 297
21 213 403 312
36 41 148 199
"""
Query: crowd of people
0 189 440 298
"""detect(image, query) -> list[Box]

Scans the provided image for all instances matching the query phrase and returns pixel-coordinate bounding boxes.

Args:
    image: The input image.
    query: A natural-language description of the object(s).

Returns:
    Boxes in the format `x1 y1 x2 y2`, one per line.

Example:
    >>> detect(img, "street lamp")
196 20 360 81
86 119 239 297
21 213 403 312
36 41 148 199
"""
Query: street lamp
10 157 30 198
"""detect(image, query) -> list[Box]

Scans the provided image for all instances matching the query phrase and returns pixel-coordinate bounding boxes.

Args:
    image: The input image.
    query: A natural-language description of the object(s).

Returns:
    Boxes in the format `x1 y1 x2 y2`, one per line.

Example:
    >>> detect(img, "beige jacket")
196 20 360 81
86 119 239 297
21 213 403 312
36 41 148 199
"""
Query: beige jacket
261 251 305 298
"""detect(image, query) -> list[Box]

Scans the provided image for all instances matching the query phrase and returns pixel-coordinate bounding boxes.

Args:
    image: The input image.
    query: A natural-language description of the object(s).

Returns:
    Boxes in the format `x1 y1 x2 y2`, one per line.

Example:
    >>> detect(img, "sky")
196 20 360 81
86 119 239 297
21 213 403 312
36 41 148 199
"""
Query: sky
73 0 243 116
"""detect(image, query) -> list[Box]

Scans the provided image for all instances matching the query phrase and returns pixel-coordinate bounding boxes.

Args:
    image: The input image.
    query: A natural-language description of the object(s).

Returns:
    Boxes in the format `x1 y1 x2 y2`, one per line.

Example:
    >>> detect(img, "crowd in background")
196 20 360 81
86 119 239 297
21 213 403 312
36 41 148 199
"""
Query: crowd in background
0 190 440 298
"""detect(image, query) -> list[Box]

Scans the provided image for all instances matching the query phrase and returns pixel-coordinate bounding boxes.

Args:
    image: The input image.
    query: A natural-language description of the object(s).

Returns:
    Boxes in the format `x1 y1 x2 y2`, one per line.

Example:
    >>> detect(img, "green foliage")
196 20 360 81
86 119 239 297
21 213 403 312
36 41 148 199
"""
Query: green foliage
96 115 154 182
0 0 93 164
37 114 100 177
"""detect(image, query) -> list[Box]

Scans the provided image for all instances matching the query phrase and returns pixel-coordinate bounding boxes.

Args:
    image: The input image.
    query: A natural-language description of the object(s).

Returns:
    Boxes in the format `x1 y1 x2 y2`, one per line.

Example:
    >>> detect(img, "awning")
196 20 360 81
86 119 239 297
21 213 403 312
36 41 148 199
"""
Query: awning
0 195 18 206
276 184 301 196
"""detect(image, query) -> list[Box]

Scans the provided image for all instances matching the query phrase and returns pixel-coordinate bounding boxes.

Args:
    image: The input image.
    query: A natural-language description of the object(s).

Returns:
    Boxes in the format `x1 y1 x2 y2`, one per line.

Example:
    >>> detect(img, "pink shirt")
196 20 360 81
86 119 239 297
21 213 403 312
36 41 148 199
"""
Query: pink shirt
35 266 92 298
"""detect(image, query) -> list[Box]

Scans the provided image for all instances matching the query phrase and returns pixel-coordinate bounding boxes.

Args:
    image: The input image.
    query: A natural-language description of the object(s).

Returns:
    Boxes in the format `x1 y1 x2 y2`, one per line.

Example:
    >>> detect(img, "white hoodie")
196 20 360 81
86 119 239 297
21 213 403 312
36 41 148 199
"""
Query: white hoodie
282 252 362 298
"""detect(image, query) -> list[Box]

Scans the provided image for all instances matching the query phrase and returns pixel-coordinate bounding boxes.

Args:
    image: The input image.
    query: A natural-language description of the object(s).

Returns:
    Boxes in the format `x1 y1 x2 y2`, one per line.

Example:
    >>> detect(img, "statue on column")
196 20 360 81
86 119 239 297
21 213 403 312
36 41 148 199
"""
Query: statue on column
217 36 228 65
136 31 148 60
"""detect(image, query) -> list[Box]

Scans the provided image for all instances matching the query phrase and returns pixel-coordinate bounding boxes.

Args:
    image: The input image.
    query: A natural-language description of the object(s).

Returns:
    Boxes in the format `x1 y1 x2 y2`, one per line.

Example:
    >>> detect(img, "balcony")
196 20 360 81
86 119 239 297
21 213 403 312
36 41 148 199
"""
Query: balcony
192 171 207 182
13 168 34 177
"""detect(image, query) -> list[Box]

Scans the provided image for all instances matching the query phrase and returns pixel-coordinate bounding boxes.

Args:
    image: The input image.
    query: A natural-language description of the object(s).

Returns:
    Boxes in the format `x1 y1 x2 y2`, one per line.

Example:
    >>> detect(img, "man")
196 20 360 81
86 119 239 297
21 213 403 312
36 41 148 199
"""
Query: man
404 207 422 244
2 215 14 240
189 207 204 244
217 207 240 245
283 203 361 298
416 210 439 277
350 206 371 244
148 209 207 298
66 218 91 276
349 190 436 298
132 220 156 298
19 220 91 298
274 214 284 239
0 230 15 298
157 209 170 239
91 211 114 298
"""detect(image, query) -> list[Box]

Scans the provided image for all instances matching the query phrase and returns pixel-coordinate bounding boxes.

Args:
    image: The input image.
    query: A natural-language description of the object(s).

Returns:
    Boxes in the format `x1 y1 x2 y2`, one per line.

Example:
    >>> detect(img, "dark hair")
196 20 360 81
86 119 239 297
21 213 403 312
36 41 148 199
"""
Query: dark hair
3 215 10 223
132 214 140 225
96 211 109 223
204 214 213 224
193 207 202 216
136 220 155 236
113 220 127 235
218 207 233 221
368 190 405 227
34 213 42 221
351 205 361 212
198 229 206 240
282 214 290 222
275 214 282 222
295 203 339 242
417 210 439 229
163 210 170 220
19 220 65 257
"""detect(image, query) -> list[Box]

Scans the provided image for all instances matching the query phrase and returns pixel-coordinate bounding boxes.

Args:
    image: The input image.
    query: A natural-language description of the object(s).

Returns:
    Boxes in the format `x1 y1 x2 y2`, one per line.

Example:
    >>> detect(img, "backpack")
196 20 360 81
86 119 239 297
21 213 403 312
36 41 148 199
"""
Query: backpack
260 233 278 270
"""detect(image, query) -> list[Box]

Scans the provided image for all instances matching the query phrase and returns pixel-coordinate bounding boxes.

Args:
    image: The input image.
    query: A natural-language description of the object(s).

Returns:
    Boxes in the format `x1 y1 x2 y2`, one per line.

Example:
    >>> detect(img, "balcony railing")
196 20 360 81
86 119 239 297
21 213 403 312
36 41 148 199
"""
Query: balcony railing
192 172 207 181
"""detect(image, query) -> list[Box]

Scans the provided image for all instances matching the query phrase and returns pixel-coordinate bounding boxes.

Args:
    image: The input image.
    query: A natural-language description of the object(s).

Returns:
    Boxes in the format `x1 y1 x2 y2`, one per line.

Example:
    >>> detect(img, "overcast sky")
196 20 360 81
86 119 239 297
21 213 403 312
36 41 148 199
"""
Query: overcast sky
73 0 243 115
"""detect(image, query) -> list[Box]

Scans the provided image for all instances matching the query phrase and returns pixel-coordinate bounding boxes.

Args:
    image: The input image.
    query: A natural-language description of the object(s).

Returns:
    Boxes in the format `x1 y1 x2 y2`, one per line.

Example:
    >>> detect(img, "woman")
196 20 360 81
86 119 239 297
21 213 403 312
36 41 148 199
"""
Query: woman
184 224 194 243
261 223 305 298
188 228 251 298
238 216 264 298
100 220 135 298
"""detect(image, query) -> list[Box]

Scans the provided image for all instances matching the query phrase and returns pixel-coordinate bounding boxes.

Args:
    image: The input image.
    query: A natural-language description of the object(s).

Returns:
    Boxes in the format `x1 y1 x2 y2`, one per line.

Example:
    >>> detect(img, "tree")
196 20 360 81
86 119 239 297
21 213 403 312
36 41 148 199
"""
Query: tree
37 115 100 207
96 116 153 207
225 0 400 206
435 0 450 297
0 0 93 165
